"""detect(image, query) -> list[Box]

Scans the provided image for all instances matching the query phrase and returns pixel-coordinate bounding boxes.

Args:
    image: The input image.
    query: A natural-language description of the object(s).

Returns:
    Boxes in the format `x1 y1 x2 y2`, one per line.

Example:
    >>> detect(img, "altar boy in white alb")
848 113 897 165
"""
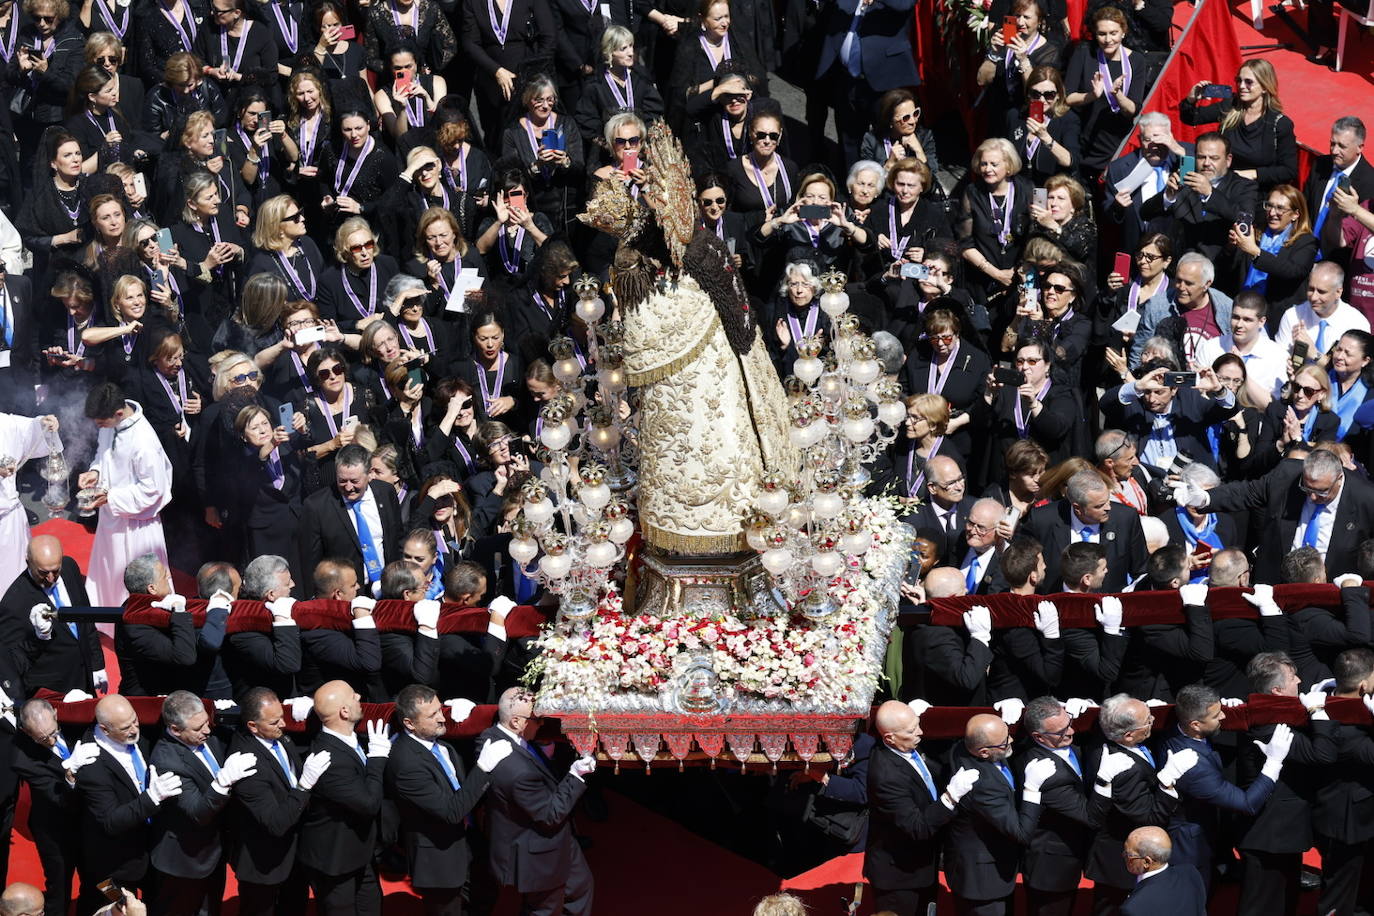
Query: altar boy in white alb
0 412 59 586
80 383 172 606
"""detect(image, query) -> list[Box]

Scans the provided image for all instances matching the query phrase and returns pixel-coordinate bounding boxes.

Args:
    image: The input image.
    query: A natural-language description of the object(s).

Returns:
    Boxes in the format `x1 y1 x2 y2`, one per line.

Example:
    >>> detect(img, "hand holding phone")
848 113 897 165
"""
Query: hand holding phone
1002 15 1018 44
1029 100 1045 123
1112 252 1133 281
277 403 294 431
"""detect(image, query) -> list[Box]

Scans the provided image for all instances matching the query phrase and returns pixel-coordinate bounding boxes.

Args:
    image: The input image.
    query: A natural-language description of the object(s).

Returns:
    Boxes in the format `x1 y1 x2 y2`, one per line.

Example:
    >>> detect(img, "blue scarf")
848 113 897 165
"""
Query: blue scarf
1242 224 1293 295
1174 507 1224 583
1331 371 1369 440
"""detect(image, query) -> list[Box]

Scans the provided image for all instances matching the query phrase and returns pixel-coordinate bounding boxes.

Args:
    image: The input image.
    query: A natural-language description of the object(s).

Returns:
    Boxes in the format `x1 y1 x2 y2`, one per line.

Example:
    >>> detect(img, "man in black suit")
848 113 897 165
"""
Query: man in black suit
1310 648 1374 916
906 455 976 565
74 694 184 915
480 687 597 916
0 534 106 696
1084 693 1198 915
0 265 38 413
1139 132 1260 278
12 697 93 916
1101 364 1240 473
221 554 301 700
297 679 389 916
1304 116 1374 263
227 687 333 916
904 568 993 706
386 683 513 915
297 444 404 598
1056 546 1132 701
373 560 441 700
113 553 196 697
943 713 1053 914
1235 652 1340 916
1115 557 1215 703
1276 549 1372 685
987 540 1066 703
1022 469 1148 593
297 560 383 698
1104 113 1194 256
1018 697 1114 916
1187 447 1374 583
863 700 974 914
1120 827 1206 916
955 498 1009 596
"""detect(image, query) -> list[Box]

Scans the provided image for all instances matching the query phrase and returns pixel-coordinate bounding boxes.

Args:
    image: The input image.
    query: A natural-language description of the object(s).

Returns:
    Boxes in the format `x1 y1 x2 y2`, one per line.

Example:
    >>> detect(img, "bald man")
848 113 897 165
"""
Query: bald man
0 882 44 916
1121 827 1206 915
864 701 977 914
75 695 183 915
906 569 993 706
0 534 105 696
943 714 1055 915
297 679 390 916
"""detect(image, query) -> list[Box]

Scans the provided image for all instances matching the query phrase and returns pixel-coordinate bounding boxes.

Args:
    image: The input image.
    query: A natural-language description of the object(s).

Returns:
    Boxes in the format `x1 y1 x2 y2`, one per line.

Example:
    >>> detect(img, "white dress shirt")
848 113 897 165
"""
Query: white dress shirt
94 730 146 791
1290 484 1344 556
1275 301 1371 353
1193 332 1288 398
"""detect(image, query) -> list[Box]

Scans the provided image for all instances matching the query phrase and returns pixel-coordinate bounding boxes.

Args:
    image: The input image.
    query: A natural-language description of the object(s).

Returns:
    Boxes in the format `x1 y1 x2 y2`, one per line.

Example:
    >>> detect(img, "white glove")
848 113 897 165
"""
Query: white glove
285 696 313 721
299 749 332 790
1299 689 1327 711
489 595 517 615
215 751 259 789
1310 677 1337 694
350 596 376 615
1145 698 1168 707
1178 582 1208 607
907 698 932 718
151 593 187 612
570 755 597 778
268 596 296 620
1220 697 1244 708
92 669 109 694
1157 747 1200 786
1243 584 1282 617
207 589 234 613
444 698 476 724
1033 601 1061 639
1173 481 1208 508
1364 694 1374 717
413 599 441 629
1022 756 1056 795
29 604 53 640
1095 595 1123 634
146 766 182 805
61 740 100 774
62 689 92 702
476 737 514 772
212 699 237 711
1255 723 1293 780
944 766 980 805
1334 573 1364 589
963 606 993 645
365 719 392 758
1064 698 1099 718
1096 747 1135 783
993 698 1025 725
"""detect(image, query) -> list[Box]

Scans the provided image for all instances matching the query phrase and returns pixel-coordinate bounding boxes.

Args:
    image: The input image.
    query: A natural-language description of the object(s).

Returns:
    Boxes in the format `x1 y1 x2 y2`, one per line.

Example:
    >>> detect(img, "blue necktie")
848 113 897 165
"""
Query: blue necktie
1316 319 1329 354
842 10 863 77
525 740 551 769
514 559 537 604
1079 525 1096 543
128 744 147 789
1138 745 1155 768
908 750 938 799
0 295 10 348
431 743 460 790
354 741 367 763
271 740 296 786
1303 502 1326 548
964 557 979 593
1314 177 1339 242
347 499 384 583
46 586 77 639
1065 747 1082 778
996 762 1016 789
54 734 70 760
1153 165 1167 198
197 744 220 776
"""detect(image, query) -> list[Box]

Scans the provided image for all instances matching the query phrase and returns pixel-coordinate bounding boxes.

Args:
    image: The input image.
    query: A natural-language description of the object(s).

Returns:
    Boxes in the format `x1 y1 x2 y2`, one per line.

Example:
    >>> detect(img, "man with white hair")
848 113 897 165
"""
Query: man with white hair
1275 261 1370 354
1131 253 1234 366
1105 112 1194 253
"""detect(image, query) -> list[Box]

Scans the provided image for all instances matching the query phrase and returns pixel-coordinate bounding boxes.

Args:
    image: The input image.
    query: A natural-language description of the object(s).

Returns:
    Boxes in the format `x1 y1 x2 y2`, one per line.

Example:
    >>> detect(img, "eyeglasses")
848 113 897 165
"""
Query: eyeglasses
1137 251 1164 263
138 235 157 246
699 195 726 206
754 131 781 141
1015 356 1044 366
530 96 557 105
1236 77 1259 87
1026 89 1058 101
965 520 995 534
316 364 345 380
613 135 642 146
452 398 473 412
1300 478 1337 498
1263 202 1291 212
284 211 306 223
932 475 966 490
978 736 1012 751
349 240 377 254
1045 282 1073 294
1037 721 1074 739
416 161 438 175
230 370 261 385
212 6 239 15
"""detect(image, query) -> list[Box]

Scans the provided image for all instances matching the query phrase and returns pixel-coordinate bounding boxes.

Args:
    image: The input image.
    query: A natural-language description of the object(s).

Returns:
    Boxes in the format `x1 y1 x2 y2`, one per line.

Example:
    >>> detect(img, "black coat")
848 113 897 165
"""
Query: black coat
0 558 103 695
384 733 491 888
942 743 1041 901
114 611 197 698
221 621 301 701
297 729 386 876
1083 743 1179 890
1284 587 1373 686
1115 601 1215 702
75 737 158 885
1179 100 1298 189
226 729 312 885
862 742 955 892
1139 171 1261 277
1120 864 1207 916
1303 155 1374 259
296 479 405 591
148 735 232 879
1016 741 1108 893
297 626 382 699
1022 500 1149 593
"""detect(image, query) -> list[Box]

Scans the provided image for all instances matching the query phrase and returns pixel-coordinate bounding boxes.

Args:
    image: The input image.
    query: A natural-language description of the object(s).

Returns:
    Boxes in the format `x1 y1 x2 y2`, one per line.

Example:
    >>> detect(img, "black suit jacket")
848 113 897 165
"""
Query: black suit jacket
75 737 158 884
1207 467 1374 582
1311 720 1374 845
0 275 38 390
862 742 955 891
114 612 197 697
297 480 404 590
1285 586 1373 686
1115 601 1215 702
1104 145 1195 255
1083 743 1179 889
297 729 386 877
987 626 1064 702
11 729 79 846
1017 742 1107 893
222 622 301 701
1121 865 1207 915
478 724 587 893
906 622 992 707
903 495 975 566
297 626 382 698
1140 171 1261 276
1303 155 1374 259
1235 718 1338 855
0 559 103 695
1022 500 1148 593
460 0 554 84
384 733 490 889
149 736 232 879
1099 384 1241 471
377 630 440 700
942 745 1041 900
226 730 313 885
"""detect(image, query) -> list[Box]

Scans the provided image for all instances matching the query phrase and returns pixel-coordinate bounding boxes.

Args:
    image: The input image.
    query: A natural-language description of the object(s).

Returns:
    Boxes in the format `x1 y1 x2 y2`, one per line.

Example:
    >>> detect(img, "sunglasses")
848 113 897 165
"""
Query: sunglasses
416 161 438 174
754 131 781 141
230 370 261 385
95 54 118 64
284 211 305 223
1045 282 1073 294
34 14 56 22
699 195 726 206
1027 89 1058 101
452 398 473 411
613 135 642 146
1295 384 1325 398
724 93 750 104
894 110 920 122
138 235 157 246
349 240 377 254
316 364 345 380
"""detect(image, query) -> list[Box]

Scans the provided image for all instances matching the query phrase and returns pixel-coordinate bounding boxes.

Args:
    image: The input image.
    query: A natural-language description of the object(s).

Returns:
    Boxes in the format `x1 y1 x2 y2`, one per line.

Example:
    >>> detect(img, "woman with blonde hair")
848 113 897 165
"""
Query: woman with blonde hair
375 145 462 263
1271 362 1339 450
889 391 957 496
225 401 304 563
82 32 144 123
958 136 1032 299
248 194 325 302
169 169 248 325
406 206 484 311
83 274 164 383
1181 58 1296 189
574 24 665 148
319 215 398 330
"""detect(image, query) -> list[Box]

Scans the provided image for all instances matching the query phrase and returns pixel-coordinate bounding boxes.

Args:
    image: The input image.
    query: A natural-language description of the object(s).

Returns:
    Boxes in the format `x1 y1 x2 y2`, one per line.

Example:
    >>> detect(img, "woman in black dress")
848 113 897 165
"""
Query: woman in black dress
373 44 447 147
135 0 201 85
301 345 373 491
170 169 248 328
1009 65 1079 185
1179 59 1298 193
422 376 483 483
225 402 304 565
726 106 796 222
1064 6 1146 179
15 129 92 283
131 325 205 493
574 24 666 150
499 75 585 233
225 90 288 208
247 193 324 303
363 0 456 76
84 273 168 385
452 308 527 425
474 171 551 297
83 33 146 127
153 107 250 227
376 146 466 265
683 66 756 177
902 307 990 460
957 137 1032 303
756 171 871 273
121 217 196 337
666 0 765 129
859 88 941 175
307 2 372 116
141 52 230 142
696 171 753 274
318 215 398 332
64 66 156 174
1026 173 1097 274
319 109 399 230
80 192 127 272
13 0 85 162
406 207 486 329
864 158 952 280
434 111 492 241
975 0 1064 139
282 70 330 222
194 0 279 107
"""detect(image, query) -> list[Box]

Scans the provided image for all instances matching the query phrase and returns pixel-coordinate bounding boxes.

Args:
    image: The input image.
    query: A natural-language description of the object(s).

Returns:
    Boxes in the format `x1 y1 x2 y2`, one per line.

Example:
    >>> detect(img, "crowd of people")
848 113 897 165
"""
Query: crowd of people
0 0 1368 913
